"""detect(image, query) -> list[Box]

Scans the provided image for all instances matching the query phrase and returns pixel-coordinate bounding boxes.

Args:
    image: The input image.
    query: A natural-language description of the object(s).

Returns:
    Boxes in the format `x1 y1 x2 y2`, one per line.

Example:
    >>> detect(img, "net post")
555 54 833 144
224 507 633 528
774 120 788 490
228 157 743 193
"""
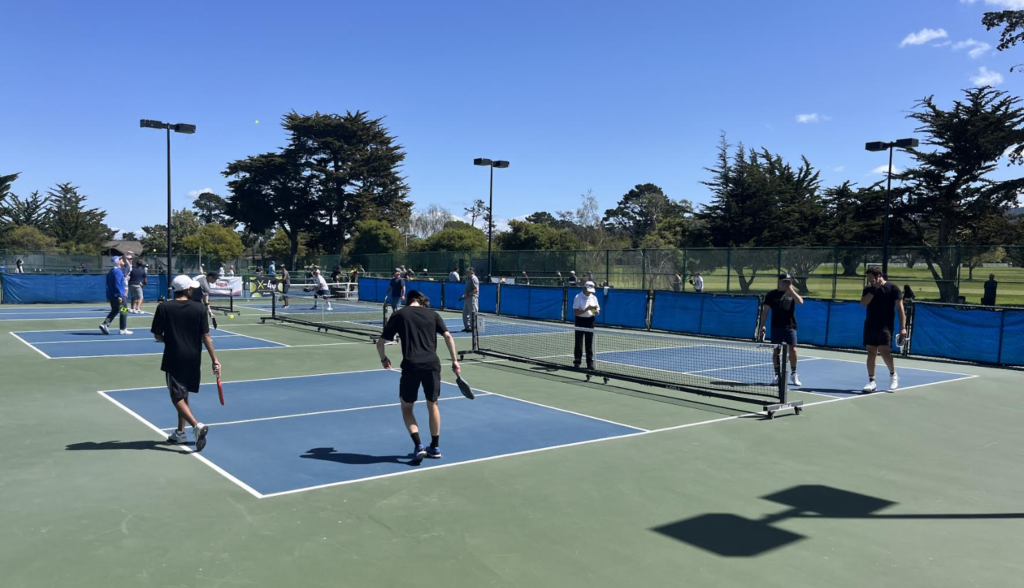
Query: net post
470 311 480 352
778 342 789 404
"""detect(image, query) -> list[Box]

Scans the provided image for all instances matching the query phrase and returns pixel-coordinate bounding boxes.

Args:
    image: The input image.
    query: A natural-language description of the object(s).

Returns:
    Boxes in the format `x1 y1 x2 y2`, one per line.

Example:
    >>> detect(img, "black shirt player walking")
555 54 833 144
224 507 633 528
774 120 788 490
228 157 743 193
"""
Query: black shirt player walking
376 290 461 462
860 266 908 393
151 275 222 451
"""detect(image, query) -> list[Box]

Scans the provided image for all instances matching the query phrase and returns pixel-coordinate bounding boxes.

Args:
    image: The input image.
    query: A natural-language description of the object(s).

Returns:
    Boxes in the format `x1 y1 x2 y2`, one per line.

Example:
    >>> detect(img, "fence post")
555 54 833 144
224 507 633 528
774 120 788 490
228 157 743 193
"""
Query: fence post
682 248 688 282
777 246 782 275
641 250 647 290
832 246 838 299
726 248 732 293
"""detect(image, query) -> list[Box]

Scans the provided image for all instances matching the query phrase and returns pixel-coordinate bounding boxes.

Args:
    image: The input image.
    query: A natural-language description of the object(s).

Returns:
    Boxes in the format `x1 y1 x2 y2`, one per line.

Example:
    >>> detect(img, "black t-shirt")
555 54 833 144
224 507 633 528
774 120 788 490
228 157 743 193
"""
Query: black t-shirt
381 305 449 371
128 268 147 285
151 299 209 391
764 289 798 330
864 281 903 329
984 280 998 298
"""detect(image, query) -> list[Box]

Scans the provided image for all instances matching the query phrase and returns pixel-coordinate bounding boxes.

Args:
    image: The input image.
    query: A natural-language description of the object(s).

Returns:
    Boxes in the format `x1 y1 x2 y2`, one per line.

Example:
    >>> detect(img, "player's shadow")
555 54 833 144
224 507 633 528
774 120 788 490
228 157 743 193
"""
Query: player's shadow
300 447 422 467
652 484 1024 557
65 440 185 453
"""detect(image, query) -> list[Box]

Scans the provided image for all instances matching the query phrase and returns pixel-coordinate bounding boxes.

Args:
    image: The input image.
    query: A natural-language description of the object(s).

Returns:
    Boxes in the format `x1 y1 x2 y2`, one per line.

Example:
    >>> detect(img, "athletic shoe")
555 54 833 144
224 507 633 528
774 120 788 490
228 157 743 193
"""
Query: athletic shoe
119 329 133 335
862 381 877 393
384 340 397 346
326 305 333 311
413 444 427 461
310 305 318 310
167 430 187 444
791 372 802 387
889 373 899 391
771 376 779 386
282 305 290 309
424 446 442 459
193 423 209 452
99 323 110 335
461 328 472 333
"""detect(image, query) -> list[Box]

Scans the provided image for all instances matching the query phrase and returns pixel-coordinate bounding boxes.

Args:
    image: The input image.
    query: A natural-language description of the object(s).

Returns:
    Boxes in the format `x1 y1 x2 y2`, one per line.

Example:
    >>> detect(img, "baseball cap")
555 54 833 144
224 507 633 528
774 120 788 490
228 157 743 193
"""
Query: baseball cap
171 275 201 292
778 272 793 281
110 256 121 265
584 281 596 292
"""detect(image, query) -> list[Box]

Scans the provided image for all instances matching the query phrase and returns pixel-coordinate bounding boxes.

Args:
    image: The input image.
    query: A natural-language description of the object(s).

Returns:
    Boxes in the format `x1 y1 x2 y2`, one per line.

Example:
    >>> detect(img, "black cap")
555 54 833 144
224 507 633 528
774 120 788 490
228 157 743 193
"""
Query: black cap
778 273 793 281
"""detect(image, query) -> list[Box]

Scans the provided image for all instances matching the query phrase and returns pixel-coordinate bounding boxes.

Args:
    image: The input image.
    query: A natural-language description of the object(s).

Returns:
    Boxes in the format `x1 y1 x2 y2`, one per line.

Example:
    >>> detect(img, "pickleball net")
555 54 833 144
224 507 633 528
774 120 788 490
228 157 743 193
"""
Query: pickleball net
261 292 388 341
467 314 802 414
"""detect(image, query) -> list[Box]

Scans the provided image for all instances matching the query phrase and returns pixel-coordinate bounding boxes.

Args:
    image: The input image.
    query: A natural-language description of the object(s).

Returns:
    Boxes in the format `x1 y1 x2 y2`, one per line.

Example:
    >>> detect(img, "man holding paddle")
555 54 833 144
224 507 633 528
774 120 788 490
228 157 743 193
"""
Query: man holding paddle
151 275 222 452
860 266 907 393
376 290 461 462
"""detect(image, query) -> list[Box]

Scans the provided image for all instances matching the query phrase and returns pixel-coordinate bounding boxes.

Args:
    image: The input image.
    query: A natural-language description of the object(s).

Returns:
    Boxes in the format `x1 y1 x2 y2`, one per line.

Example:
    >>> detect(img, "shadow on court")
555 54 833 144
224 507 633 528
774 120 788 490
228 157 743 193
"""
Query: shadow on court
65 440 186 453
300 447 421 467
652 484 1024 557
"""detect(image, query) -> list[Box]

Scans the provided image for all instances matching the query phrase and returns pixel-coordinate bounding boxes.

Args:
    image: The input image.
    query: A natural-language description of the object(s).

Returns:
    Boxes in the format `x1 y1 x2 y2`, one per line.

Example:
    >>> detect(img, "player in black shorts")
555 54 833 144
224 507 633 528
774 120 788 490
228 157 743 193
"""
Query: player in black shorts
151 275 222 451
376 290 461 462
860 266 908 392
758 273 804 387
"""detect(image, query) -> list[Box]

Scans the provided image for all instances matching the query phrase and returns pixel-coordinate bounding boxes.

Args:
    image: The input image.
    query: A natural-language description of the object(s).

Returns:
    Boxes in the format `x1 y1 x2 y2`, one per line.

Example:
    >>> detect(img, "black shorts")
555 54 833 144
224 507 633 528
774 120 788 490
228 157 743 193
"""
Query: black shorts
399 368 441 404
863 325 892 347
770 327 798 347
165 372 196 403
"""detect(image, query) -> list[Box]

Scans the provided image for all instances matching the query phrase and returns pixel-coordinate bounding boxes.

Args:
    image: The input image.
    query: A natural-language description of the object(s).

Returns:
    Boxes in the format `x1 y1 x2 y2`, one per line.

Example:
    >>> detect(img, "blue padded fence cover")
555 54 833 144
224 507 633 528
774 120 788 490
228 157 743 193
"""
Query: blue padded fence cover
479 283 498 314
562 288 649 329
911 303 1002 364
1000 310 1024 366
358 277 383 302
2 273 168 303
403 280 443 308
825 300 900 351
699 294 759 339
650 291 703 335
795 299 830 347
499 285 563 321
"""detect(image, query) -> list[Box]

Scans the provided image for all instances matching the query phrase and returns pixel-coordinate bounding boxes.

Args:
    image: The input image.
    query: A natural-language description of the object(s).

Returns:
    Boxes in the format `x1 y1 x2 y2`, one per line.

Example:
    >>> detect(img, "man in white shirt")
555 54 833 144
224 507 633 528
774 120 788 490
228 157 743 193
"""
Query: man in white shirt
692 272 704 293
310 269 333 311
572 281 601 370
448 267 460 283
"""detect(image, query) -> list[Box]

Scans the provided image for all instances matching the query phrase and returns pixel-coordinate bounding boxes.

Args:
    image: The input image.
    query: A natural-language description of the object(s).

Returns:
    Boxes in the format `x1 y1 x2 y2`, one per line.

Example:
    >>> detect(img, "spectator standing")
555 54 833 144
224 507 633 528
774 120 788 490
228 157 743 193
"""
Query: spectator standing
15 258 24 274
448 267 461 283
982 274 998 306
128 263 148 313
459 267 479 333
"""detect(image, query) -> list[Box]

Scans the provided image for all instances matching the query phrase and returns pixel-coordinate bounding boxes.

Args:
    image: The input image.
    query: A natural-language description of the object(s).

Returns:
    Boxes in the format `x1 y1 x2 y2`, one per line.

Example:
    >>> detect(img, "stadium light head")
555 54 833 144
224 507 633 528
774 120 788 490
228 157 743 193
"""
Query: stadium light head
140 119 167 130
474 158 493 166
492 160 510 169
894 138 919 149
865 141 888 152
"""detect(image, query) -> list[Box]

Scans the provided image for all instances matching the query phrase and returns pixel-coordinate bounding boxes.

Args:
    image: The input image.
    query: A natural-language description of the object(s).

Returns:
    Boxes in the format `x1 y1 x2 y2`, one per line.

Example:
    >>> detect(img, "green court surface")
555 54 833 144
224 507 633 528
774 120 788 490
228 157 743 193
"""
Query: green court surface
2 302 1022 588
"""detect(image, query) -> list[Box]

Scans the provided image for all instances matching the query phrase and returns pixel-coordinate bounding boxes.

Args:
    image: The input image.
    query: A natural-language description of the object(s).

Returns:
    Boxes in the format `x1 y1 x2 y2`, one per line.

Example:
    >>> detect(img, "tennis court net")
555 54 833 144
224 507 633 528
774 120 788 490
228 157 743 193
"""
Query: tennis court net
261 292 388 341
468 314 802 415
208 294 234 314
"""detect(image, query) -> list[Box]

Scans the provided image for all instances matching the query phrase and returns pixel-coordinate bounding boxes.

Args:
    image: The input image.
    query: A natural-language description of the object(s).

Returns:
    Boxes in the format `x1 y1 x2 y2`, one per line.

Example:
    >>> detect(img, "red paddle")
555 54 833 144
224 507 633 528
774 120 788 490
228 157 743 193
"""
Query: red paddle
217 377 225 405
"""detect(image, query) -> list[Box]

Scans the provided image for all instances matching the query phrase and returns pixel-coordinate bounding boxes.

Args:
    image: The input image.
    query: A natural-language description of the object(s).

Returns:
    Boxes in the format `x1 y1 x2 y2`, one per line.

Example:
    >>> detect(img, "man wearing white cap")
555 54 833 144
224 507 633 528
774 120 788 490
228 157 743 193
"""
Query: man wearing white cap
572 281 601 370
99 256 131 335
310 268 333 311
151 275 222 452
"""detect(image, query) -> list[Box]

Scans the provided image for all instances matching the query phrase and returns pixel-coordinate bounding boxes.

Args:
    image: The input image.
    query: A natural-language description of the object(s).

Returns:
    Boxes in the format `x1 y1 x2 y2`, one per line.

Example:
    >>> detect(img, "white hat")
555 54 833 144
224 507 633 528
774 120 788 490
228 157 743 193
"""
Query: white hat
171 275 201 292
584 281 596 292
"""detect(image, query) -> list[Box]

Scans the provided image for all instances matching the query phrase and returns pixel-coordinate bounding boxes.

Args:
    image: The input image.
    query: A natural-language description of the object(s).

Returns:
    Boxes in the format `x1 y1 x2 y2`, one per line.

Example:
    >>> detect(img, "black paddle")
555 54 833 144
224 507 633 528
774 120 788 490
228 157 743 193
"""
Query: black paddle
456 375 475 400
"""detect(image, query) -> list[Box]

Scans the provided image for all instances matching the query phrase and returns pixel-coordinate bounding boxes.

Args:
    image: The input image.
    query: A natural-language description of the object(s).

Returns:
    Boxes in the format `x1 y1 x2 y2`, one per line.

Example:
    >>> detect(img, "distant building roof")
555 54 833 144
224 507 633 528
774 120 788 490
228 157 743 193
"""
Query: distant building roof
101 240 144 255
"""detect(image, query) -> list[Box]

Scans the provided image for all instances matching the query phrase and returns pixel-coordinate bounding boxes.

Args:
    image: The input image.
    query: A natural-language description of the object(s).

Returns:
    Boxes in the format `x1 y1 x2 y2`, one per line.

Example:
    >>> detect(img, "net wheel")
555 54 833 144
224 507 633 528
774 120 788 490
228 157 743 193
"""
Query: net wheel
602 377 609 384
794 407 803 415
767 411 776 420
585 374 592 382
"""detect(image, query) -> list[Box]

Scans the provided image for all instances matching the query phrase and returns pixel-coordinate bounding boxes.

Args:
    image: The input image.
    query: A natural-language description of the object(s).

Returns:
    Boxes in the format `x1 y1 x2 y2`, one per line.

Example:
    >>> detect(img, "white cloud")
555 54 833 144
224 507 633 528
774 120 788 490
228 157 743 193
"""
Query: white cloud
900 28 948 47
954 39 991 58
796 113 820 123
872 164 901 176
187 188 214 198
961 0 1024 9
932 41 953 48
834 165 845 172
971 66 1004 86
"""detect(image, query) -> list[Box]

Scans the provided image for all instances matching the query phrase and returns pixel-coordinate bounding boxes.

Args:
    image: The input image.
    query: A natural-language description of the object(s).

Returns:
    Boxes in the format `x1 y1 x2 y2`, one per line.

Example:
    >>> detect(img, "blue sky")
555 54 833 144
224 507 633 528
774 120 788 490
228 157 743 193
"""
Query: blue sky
2 0 1022 237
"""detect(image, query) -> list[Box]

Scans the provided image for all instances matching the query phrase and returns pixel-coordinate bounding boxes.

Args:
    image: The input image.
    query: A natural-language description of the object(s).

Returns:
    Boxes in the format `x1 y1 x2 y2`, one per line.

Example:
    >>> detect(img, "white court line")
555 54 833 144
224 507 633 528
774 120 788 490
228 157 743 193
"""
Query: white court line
28 334 244 345
9 331 52 359
214 327 286 347
99 367 393 393
795 353 978 377
96 390 265 499
156 393 493 430
44 343 289 360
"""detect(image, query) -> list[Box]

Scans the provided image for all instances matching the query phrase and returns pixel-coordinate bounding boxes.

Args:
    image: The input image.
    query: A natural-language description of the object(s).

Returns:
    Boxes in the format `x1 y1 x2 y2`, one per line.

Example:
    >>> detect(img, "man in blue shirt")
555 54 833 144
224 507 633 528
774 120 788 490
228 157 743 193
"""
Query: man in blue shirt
100 257 131 335
383 269 406 313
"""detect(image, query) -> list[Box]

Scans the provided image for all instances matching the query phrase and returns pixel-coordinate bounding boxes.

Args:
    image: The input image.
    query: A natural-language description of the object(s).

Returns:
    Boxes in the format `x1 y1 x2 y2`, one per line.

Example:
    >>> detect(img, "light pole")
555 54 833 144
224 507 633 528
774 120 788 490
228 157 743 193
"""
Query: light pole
473 158 509 280
865 138 918 277
141 119 196 298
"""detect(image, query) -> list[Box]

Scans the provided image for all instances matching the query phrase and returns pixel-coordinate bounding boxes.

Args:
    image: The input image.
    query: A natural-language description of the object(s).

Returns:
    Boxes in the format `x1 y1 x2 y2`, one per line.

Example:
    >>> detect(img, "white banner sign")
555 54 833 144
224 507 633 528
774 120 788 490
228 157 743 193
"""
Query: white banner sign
208 276 242 297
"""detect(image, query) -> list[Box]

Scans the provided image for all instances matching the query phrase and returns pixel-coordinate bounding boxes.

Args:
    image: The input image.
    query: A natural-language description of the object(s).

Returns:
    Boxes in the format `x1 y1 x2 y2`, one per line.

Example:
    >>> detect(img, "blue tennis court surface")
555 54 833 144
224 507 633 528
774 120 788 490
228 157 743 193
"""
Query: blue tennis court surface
0 306 152 321
12 328 284 358
102 370 642 497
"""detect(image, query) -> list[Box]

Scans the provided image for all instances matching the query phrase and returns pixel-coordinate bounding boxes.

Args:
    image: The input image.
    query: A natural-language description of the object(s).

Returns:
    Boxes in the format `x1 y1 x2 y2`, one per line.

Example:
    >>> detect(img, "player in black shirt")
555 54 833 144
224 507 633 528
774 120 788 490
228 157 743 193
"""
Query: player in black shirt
757 273 804 387
376 290 461 462
860 266 908 393
151 275 222 451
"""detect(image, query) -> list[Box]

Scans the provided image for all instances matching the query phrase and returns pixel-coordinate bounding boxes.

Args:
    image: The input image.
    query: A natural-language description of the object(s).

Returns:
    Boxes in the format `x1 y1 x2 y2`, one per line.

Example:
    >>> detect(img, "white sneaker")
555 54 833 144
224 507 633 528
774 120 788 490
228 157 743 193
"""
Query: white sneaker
99 323 110 335
192 423 209 452
167 430 187 444
771 376 779 386
326 305 333 311
791 372 802 387
889 373 899 391
862 381 877 393
384 340 397 346
119 329 133 335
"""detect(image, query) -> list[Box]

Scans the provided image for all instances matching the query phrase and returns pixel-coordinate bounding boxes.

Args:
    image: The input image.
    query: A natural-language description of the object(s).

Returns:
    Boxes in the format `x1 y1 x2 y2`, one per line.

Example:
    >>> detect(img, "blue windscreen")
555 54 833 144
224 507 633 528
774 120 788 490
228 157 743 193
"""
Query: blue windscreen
479 283 498 313
911 303 1003 364
826 300 900 351
498 284 528 317
1 273 168 303
650 291 703 335
599 288 649 329
358 277 383 302
499 285 563 321
699 295 759 339
795 299 830 347
999 309 1024 366
404 280 443 308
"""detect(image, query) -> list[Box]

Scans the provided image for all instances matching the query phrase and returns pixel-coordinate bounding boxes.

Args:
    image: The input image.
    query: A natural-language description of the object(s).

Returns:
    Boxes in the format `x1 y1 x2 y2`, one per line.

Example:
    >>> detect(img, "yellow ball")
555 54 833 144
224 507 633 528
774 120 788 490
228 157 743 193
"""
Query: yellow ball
229 314 235 319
